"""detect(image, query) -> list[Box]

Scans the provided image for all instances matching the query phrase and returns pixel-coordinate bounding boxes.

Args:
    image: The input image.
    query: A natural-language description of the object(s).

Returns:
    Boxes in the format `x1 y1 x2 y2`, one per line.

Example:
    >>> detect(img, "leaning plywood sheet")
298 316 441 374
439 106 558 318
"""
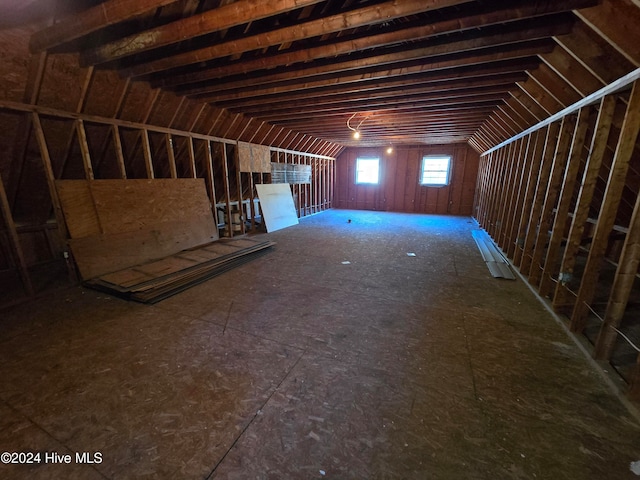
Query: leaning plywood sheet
56 179 218 279
471 229 515 280
255 183 299 233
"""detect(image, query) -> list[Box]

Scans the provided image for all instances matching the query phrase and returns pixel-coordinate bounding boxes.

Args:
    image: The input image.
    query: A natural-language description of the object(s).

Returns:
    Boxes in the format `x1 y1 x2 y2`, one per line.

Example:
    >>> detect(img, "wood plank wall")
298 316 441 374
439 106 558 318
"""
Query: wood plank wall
335 145 479 215
473 79 640 400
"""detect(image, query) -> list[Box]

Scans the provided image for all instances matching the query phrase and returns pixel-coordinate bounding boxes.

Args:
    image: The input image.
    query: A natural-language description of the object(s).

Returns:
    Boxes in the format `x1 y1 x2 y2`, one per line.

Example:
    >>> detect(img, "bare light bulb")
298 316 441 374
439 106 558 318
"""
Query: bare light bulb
353 130 360 139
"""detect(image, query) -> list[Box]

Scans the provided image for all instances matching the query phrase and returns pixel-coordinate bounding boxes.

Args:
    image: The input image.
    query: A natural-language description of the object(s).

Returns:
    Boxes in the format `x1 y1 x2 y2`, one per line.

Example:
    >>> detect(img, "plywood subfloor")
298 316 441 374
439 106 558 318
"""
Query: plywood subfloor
0 210 639 479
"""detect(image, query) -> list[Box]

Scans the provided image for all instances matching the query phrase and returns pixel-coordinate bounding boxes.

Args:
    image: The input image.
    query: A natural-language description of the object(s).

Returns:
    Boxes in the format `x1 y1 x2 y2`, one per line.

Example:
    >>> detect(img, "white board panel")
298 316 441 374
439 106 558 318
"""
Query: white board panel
255 183 299 233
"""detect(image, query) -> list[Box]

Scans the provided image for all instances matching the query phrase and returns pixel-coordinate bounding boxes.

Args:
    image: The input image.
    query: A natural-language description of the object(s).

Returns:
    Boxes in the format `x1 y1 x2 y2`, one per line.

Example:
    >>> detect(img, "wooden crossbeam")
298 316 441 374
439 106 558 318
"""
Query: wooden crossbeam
154 0 593 86
82 0 326 65
181 37 556 98
29 0 177 52
124 0 471 76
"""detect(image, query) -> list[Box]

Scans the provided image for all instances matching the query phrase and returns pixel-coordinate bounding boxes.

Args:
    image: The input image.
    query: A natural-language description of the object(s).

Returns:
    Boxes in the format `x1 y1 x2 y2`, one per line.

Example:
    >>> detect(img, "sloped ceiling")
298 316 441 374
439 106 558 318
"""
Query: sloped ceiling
17 0 640 152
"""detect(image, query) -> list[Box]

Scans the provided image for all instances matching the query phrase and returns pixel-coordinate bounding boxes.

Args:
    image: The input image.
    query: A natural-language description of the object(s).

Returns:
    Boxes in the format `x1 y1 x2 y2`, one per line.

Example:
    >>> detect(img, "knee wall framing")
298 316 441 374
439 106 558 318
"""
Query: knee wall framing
474 69 640 399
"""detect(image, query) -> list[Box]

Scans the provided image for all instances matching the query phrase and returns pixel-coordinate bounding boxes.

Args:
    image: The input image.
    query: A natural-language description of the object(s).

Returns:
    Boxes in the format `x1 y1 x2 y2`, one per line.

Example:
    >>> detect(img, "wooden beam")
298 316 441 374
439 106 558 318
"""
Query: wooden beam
501 137 527 255
32 112 76 282
509 131 543 262
156 0 593 84
540 46 603 97
213 71 527 109
528 62 581 108
570 81 640 333
82 0 326 65
552 95 617 313
221 144 233 237
0 172 34 296
553 20 634 86
483 67 640 155
111 125 127 179
187 137 197 178
539 106 592 296
125 0 472 76
574 0 640 67
528 114 577 286
141 129 155 179
181 38 555 98
166 134 178 179
593 174 640 360
519 121 561 275
75 119 94 180
29 0 177 52
0 98 236 145
204 141 219 227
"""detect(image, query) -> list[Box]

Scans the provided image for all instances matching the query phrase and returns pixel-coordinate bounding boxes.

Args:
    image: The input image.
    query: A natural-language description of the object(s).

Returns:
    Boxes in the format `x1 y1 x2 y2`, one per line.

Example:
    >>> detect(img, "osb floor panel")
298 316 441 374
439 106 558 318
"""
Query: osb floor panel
1 210 639 480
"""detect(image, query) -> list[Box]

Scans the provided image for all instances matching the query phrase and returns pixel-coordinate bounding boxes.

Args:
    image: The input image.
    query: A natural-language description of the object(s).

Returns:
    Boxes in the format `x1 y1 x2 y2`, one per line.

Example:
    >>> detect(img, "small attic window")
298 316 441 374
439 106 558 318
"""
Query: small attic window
355 157 380 184
420 155 451 186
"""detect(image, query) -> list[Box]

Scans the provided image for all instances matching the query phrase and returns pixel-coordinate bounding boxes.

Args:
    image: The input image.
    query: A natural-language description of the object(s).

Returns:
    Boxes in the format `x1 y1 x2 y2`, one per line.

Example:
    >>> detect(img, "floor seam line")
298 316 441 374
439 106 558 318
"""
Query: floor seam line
205 349 307 479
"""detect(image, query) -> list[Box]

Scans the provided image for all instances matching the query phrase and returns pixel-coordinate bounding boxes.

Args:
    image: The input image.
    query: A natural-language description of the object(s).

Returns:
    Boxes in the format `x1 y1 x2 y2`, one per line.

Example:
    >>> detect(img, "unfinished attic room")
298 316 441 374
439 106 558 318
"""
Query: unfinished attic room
4 0 640 478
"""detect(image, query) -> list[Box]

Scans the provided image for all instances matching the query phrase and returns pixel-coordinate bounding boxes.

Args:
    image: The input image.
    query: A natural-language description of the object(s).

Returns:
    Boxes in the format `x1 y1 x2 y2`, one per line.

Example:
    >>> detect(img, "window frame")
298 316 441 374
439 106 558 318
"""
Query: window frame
355 156 381 185
420 155 452 187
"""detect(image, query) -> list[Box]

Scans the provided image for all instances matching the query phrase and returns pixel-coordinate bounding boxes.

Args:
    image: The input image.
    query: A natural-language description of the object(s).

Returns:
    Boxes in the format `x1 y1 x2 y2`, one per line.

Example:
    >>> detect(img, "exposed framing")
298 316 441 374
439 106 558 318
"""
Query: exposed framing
474 68 640 399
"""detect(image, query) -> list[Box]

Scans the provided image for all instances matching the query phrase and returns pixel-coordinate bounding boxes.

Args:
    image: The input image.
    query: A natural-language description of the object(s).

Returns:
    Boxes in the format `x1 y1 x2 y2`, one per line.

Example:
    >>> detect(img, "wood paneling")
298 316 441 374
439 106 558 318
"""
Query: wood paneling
56 179 218 279
335 145 479 215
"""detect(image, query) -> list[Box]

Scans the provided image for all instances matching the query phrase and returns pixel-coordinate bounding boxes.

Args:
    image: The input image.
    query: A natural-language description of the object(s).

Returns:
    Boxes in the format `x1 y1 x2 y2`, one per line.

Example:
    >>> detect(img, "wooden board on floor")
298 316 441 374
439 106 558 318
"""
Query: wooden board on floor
85 237 275 303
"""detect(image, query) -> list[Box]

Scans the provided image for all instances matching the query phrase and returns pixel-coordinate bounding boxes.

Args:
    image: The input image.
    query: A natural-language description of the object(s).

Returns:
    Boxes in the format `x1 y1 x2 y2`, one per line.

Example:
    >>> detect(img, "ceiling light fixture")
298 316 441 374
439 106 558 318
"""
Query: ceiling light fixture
347 112 367 140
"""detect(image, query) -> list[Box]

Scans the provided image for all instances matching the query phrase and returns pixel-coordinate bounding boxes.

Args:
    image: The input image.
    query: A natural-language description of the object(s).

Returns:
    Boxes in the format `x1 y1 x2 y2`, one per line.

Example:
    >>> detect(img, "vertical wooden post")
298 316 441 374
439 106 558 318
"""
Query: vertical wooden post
485 149 504 238
75 119 94 180
500 137 526 251
330 158 334 209
0 172 34 296
474 153 490 226
520 122 561 276
187 137 197 178
221 143 233 237
141 129 154 179
111 125 127 179
593 179 640 359
32 112 76 283
529 114 577 287
506 134 535 259
166 134 178 179
539 107 592 296
570 81 640 333
553 95 617 313
234 145 245 235
495 141 516 248
248 170 256 230
204 140 219 228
